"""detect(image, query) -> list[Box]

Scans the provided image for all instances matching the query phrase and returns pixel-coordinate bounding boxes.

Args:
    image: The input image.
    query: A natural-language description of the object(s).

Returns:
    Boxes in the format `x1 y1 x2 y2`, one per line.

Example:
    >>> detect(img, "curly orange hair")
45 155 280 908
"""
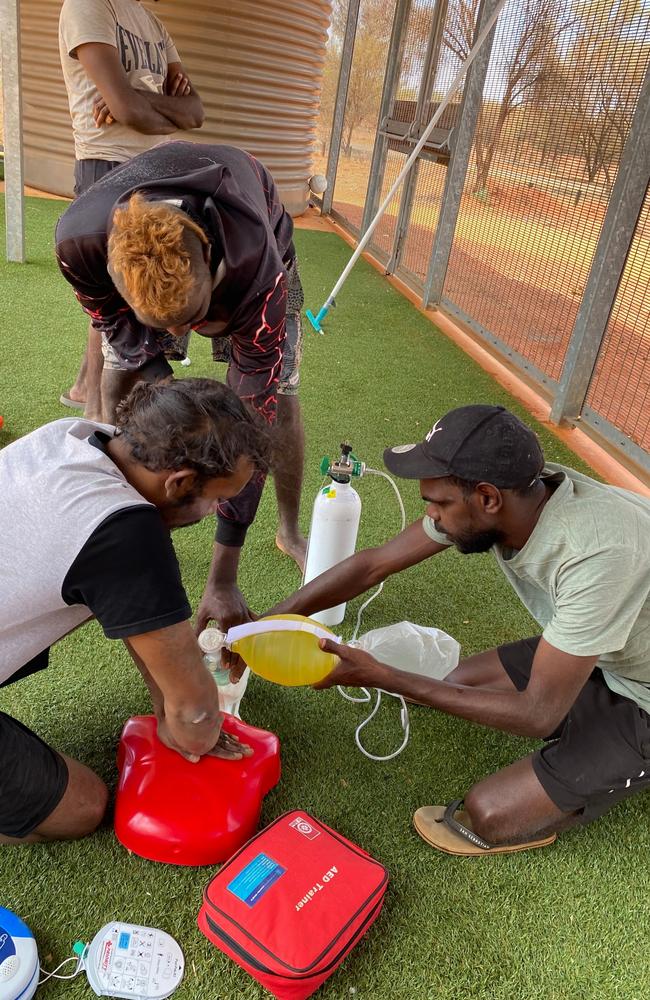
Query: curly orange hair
108 193 209 323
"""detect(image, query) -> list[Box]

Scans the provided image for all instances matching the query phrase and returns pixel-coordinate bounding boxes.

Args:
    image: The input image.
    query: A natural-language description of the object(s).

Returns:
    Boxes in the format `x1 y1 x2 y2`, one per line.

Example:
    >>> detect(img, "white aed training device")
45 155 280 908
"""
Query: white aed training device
0 907 39 1000
84 922 184 1000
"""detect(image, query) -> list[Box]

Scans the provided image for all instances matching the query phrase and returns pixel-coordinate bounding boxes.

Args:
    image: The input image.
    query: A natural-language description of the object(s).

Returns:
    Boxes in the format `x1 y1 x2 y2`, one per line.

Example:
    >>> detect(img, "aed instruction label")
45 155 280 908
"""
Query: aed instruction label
227 853 286 907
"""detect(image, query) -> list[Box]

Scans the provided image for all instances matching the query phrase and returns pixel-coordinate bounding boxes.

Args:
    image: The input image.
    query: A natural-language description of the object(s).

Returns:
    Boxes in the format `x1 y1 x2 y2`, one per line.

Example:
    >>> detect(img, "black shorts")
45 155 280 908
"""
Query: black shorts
0 712 69 838
498 637 650 821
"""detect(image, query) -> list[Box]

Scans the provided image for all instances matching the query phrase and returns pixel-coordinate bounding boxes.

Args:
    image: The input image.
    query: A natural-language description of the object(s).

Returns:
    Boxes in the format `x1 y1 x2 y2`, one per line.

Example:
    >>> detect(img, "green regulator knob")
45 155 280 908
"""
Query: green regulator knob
319 453 365 479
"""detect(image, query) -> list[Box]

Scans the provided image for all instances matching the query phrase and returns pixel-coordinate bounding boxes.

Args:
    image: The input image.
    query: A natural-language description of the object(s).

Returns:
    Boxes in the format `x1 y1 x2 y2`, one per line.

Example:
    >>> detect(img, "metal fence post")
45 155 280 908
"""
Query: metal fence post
387 0 449 274
360 0 412 235
549 64 650 427
422 0 499 306
2 0 26 263
322 0 362 216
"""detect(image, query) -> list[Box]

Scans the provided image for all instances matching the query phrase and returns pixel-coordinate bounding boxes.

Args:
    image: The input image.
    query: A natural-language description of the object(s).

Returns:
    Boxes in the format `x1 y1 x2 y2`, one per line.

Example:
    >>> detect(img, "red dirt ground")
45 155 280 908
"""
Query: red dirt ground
334 198 649 452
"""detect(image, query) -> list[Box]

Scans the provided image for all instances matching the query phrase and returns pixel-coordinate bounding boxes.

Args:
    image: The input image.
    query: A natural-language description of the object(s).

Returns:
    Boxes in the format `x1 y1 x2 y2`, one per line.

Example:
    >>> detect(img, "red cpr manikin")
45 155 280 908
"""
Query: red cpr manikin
114 715 281 866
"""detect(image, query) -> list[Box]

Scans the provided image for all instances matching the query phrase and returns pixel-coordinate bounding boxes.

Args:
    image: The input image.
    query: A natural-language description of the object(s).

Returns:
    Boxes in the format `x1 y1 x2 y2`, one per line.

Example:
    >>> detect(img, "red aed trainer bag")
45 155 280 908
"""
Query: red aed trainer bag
198 810 388 1000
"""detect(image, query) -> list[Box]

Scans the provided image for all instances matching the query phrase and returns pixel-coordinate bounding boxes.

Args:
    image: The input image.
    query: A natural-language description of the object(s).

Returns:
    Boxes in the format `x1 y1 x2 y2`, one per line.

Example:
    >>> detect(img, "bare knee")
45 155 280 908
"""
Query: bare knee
70 772 110 838
34 759 109 843
101 369 140 423
464 782 506 842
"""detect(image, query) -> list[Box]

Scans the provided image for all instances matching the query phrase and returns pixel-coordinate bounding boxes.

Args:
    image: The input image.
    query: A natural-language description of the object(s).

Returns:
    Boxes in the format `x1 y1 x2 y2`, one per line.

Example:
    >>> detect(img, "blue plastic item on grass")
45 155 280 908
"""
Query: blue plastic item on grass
305 305 330 333
0 908 39 1000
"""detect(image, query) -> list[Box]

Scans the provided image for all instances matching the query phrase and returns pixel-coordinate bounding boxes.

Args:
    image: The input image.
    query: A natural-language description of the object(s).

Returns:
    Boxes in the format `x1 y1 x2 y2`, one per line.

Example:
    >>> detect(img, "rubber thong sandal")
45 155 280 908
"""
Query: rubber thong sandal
59 393 85 411
413 799 557 856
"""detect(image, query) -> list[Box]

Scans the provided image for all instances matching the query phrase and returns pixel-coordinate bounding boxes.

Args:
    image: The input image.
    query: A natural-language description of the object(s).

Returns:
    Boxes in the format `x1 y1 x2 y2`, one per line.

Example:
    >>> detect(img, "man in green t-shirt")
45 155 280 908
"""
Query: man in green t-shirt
266 405 650 856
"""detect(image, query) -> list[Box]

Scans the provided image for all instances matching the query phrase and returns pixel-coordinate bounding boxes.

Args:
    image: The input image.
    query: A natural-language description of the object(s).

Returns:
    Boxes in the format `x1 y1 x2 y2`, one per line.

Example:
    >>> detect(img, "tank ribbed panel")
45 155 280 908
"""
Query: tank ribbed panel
21 0 76 184
20 0 332 213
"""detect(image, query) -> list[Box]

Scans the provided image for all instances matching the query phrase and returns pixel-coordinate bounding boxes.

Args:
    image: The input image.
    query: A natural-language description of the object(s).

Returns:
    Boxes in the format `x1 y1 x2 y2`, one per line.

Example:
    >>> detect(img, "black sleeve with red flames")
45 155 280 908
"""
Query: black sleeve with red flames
215 270 287 547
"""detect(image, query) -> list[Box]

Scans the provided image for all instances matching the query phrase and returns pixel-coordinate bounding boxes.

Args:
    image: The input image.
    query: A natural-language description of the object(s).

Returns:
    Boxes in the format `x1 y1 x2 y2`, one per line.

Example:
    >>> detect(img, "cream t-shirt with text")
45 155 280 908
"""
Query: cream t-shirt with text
60 0 180 162
422 463 650 714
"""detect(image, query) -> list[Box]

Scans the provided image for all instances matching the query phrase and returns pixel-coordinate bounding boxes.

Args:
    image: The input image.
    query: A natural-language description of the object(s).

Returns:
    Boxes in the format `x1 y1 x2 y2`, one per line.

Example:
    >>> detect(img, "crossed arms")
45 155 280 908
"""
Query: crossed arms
76 42 204 133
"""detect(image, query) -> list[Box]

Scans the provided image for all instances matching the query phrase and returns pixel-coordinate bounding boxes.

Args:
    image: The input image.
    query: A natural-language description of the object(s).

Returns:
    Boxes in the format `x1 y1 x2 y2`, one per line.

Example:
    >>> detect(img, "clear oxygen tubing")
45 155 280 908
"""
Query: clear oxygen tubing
335 467 412 762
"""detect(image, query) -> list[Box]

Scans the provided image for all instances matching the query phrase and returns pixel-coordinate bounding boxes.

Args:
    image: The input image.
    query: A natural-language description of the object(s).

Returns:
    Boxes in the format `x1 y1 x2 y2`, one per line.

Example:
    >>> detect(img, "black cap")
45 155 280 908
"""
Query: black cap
383 405 544 488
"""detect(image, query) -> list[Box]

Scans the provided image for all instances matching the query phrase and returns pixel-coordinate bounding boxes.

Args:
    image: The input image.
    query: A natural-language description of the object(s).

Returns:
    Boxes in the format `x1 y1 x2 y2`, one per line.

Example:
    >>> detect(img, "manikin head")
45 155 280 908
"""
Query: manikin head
113 378 271 528
107 193 214 337
384 405 546 553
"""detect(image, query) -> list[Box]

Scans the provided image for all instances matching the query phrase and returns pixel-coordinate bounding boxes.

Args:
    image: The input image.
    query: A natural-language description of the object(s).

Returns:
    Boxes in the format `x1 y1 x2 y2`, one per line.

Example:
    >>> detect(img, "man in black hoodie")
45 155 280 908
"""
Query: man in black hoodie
56 141 306 636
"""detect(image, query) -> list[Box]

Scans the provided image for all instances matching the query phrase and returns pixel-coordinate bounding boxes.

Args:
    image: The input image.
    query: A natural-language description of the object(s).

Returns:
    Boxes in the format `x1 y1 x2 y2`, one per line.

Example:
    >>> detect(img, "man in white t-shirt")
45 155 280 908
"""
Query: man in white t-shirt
58 0 204 421
0 379 265 844
265 405 650 856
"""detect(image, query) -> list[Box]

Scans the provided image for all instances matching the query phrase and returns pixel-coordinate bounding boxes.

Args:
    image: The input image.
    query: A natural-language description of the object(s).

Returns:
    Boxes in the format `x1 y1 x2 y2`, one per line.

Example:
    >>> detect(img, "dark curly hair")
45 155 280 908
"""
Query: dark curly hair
447 474 541 497
115 378 272 484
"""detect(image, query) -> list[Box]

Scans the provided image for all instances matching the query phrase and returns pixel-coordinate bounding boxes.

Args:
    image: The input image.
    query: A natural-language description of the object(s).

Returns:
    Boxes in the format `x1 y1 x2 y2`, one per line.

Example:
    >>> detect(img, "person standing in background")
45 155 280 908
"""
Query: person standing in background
56 142 309 637
58 0 204 421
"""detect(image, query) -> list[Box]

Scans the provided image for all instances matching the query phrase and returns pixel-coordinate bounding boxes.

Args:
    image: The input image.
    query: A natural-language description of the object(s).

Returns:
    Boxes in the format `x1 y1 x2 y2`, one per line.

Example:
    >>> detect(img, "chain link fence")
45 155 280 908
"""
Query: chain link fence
320 0 650 478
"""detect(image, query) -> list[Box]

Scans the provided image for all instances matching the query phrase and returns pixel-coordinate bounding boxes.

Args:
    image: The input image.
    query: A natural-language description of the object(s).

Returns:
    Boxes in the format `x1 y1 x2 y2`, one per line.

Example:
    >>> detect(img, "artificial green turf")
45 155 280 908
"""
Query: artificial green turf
1 195 649 1000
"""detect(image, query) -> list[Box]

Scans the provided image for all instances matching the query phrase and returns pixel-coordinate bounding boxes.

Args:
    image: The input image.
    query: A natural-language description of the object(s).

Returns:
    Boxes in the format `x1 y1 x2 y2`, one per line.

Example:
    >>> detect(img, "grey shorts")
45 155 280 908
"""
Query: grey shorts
211 257 304 396
73 157 122 198
101 331 190 371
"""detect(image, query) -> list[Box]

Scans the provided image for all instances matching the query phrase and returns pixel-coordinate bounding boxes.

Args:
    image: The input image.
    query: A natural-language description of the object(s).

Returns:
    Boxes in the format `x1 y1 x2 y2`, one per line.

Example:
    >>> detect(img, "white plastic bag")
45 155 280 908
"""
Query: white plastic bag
352 621 459 680
339 621 460 762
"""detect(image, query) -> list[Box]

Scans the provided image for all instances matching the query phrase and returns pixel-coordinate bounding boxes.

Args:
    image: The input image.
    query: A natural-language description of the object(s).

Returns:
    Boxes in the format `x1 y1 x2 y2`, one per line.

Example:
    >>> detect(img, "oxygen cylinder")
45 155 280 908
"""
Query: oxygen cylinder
303 477 362 626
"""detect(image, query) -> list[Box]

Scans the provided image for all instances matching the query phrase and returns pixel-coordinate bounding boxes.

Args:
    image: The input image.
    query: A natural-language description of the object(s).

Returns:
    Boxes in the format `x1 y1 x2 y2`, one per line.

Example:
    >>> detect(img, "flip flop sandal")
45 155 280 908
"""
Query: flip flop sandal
59 393 85 411
413 798 557 856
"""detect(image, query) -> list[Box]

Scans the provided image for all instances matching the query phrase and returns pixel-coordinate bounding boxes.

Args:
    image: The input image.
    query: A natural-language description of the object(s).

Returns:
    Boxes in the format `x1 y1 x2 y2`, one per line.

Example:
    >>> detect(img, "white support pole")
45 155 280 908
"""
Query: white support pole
306 0 510 332
1 0 26 262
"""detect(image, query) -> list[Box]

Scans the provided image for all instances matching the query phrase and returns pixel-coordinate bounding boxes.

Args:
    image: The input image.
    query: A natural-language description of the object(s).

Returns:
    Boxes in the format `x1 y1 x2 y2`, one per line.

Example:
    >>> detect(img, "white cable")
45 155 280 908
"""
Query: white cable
38 954 85 984
337 467 411 761
350 469 406 643
353 690 411 762
364 468 407 530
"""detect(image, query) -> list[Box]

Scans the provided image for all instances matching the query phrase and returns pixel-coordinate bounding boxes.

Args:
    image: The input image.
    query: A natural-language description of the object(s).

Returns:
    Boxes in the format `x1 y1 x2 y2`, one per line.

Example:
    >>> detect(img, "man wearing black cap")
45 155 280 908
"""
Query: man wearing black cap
266 405 650 856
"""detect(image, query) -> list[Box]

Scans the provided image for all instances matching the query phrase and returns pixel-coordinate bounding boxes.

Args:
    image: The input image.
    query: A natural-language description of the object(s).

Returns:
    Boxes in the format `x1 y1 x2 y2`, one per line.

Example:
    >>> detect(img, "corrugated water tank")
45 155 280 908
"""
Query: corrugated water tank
20 0 332 214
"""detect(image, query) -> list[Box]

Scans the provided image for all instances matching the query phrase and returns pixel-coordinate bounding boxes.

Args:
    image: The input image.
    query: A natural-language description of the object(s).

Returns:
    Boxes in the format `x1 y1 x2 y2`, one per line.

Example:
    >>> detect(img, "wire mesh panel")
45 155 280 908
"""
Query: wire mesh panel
442 0 650 383
330 0 394 232
397 0 472 279
319 0 650 470
366 0 448 263
585 190 650 453
313 0 351 183
366 149 405 259
399 157 449 279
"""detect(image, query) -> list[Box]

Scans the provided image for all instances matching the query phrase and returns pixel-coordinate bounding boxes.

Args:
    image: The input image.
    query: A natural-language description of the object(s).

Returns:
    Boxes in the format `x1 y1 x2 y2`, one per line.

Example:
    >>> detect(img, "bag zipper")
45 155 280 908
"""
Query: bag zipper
205 898 384 981
203 812 388 974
